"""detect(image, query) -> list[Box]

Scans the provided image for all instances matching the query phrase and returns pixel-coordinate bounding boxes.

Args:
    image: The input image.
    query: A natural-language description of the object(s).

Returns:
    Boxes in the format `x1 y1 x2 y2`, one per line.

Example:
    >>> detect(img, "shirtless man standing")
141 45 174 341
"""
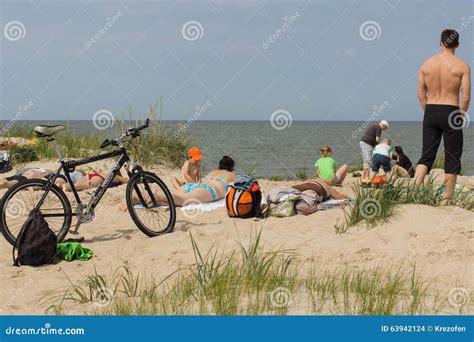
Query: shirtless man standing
414 29 471 199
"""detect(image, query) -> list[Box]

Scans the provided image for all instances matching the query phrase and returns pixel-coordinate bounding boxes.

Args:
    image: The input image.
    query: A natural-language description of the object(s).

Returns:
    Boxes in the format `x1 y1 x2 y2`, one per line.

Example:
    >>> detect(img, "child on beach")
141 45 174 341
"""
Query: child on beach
314 146 348 186
370 138 393 182
171 147 203 189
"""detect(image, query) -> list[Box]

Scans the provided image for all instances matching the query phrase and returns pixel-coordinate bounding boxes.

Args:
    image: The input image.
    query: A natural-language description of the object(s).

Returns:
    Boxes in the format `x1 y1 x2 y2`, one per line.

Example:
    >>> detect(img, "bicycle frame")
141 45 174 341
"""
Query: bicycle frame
35 147 132 214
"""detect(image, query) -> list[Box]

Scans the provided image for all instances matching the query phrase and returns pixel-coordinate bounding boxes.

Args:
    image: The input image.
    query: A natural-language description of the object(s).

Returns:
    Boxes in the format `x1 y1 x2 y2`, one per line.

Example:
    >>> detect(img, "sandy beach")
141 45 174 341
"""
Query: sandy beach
0 160 472 315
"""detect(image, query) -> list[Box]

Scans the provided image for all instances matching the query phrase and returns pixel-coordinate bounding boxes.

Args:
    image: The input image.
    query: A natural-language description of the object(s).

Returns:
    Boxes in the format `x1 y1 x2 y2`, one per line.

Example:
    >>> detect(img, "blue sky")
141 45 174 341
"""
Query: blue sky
0 0 472 122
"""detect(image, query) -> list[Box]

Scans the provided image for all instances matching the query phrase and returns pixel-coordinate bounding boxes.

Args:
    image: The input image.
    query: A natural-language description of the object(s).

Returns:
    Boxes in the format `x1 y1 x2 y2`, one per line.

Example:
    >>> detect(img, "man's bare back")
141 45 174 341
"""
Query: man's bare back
418 51 471 112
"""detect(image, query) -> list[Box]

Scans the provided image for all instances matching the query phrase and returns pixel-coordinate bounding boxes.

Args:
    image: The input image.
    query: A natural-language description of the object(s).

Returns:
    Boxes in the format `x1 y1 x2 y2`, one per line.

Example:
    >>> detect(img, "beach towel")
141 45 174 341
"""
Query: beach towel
134 199 227 212
180 199 226 212
318 198 354 210
56 242 93 261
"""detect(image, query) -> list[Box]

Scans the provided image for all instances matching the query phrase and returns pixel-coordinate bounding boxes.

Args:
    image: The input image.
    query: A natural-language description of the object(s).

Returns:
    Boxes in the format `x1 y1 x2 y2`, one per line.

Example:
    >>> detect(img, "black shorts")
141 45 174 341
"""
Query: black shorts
417 104 463 174
372 154 391 172
5 175 27 182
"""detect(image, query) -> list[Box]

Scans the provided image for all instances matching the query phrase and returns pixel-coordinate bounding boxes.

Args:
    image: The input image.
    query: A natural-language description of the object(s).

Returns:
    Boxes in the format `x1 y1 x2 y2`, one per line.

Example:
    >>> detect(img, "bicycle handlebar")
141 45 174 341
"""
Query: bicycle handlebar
100 119 151 149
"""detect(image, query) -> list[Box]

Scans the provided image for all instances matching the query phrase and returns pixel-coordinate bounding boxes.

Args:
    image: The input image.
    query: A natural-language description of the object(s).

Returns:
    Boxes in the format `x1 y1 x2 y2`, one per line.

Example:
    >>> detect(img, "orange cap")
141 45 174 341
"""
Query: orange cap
188 147 203 161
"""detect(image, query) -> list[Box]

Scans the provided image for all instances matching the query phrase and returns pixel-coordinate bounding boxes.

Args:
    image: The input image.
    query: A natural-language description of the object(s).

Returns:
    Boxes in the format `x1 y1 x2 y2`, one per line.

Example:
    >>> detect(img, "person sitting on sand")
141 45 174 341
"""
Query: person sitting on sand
119 156 236 210
370 138 393 183
391 146 414 178
314 146 348 186
0 167 52 189
61 171 128 192
171 147 203 189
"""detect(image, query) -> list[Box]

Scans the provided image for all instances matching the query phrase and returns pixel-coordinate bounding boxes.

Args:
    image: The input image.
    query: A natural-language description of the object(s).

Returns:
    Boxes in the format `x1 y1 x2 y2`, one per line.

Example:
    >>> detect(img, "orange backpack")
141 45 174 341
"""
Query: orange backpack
226 182 262 218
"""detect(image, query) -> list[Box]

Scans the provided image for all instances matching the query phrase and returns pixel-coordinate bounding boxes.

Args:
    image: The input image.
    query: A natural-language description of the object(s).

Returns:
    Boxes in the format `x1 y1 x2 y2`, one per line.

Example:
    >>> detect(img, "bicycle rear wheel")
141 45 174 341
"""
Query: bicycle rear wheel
0 179 72 246
126 171 176 236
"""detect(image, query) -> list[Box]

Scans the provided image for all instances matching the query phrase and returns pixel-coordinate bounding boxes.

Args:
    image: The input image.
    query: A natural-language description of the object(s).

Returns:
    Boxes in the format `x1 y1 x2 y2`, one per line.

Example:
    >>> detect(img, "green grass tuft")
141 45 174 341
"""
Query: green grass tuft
43 231 470 315
335 177 473 233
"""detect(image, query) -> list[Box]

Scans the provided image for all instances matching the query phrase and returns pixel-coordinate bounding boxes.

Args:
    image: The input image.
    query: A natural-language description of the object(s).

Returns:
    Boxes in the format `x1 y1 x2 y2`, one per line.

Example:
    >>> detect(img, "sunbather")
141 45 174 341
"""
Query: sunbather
292 179 348 201
0 167 52 189
60 171 128 192
314 146 348 186
171 147 203 189
119 156 236 210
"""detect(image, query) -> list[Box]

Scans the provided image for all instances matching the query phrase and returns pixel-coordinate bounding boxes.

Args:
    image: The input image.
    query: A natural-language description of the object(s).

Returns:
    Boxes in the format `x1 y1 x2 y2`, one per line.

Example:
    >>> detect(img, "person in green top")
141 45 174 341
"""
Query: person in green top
314 146 348 186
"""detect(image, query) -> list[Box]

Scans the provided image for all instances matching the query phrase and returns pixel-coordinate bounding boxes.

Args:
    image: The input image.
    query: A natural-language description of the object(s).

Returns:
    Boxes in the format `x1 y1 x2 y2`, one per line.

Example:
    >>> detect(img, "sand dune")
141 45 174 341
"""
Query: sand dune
0 162 472 314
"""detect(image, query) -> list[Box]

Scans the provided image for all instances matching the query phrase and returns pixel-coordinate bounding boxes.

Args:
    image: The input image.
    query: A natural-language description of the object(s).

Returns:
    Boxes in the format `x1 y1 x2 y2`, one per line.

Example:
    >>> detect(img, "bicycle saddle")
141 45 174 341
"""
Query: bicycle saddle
34 125 66 137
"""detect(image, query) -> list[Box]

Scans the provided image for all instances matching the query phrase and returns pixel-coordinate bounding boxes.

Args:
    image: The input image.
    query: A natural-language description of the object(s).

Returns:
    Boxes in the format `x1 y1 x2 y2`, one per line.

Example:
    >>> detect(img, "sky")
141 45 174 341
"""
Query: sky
0 0 473 123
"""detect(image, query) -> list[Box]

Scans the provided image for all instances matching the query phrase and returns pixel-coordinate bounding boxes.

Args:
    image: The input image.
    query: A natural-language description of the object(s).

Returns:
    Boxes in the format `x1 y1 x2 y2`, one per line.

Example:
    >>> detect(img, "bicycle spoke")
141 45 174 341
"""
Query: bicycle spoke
3 181 69 241
129 174 173 235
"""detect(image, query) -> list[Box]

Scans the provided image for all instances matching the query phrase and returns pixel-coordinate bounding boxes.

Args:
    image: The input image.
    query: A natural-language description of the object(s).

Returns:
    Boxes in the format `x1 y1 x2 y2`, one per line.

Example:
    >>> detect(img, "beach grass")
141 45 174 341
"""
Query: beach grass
5 119 190 169
348 161 364 173
43 230 469 315
335 177 473 233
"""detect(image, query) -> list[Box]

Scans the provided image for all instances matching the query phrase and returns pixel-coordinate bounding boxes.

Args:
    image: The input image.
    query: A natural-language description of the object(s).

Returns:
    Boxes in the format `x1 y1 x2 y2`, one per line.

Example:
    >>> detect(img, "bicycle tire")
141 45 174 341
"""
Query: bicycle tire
0 179 72 246
126 171 176 236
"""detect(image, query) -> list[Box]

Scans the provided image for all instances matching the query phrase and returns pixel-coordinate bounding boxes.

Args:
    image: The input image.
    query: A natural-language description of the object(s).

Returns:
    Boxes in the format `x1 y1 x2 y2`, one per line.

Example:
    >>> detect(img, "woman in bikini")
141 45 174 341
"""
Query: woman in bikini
61 170 128 192
119 156 236 210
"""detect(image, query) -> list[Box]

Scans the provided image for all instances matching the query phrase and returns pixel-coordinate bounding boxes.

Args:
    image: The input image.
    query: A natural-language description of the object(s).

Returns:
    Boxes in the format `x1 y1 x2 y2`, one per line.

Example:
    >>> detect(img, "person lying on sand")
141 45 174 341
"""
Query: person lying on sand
391 146 414 178
292 179 348 201
171 147 203 189
119 156 236 210
60 171 128 192
314 146 348 186
0 167 52 189
370 138 393 183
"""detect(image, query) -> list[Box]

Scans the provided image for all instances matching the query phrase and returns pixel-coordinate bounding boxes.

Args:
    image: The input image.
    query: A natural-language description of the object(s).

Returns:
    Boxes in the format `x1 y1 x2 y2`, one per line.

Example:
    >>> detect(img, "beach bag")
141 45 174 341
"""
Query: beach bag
226 178 262 219
13 210 57 267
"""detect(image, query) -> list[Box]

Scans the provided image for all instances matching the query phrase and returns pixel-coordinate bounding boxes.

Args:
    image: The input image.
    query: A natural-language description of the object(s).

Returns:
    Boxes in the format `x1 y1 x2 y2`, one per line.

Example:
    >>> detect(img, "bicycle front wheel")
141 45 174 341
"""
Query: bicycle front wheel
0 179 72 246
126 171 176 237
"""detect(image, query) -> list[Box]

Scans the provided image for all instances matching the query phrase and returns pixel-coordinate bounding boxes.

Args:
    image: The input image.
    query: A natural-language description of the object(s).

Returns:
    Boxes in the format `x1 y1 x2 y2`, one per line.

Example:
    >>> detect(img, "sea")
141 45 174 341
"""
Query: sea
2 120 473 176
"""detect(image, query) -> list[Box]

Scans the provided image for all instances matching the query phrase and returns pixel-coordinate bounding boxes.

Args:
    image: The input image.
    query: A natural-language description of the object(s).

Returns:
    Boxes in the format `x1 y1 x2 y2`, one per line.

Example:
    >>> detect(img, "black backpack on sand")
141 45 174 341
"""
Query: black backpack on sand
13 210 57 267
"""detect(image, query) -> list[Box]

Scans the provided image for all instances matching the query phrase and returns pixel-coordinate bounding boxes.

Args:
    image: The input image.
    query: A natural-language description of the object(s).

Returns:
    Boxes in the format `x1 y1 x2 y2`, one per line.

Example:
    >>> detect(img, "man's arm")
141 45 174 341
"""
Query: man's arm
417 65 427 110
375 126 381 143
460 64 471 113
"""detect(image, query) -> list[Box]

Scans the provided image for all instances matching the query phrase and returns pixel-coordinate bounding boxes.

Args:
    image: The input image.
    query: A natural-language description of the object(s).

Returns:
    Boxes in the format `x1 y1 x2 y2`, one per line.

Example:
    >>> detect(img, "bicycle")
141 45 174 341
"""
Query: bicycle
0 119 176 246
